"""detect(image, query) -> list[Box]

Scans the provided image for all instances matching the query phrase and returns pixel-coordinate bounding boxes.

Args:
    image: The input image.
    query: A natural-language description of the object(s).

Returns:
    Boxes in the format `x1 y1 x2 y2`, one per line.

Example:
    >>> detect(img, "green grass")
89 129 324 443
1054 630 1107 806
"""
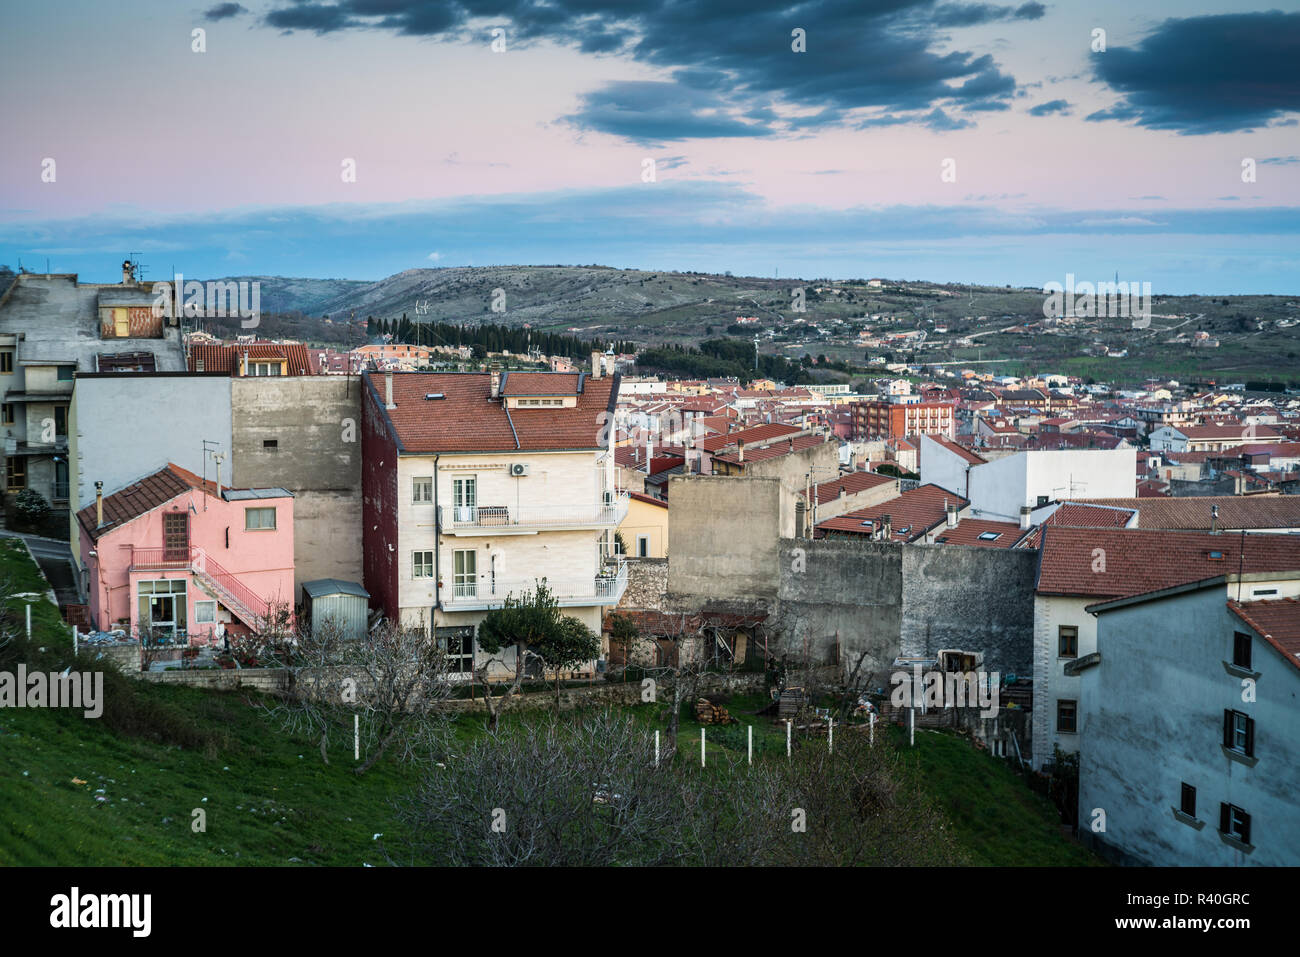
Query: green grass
0 536 1095 866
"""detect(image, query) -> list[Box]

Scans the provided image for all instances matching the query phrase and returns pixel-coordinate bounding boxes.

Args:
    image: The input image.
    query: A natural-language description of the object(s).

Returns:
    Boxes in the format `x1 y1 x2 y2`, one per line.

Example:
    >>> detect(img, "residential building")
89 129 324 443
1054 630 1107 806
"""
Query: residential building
618 491 669 558
0 267 184 510
361 365 626 677
78 464 295 642
1030 526 1300 769
851 398 955 441
1077 580 1300 865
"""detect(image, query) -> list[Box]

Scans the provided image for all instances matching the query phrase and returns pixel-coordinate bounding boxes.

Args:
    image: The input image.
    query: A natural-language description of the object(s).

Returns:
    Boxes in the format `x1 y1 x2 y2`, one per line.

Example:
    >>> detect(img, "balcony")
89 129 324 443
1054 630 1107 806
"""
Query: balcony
440 562 629 611
437 494 629 535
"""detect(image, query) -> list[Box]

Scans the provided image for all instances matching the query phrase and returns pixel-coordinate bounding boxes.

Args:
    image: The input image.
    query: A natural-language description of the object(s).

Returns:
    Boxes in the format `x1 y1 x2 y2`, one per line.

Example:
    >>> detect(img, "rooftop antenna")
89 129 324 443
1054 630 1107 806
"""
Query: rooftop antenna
201 439 220 510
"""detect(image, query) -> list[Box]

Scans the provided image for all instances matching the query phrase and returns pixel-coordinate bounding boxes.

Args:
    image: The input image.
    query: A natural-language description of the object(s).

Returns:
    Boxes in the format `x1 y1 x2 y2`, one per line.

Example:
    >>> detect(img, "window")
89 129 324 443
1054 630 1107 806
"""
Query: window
412 550 434 578
250 361 283 376
5 456 25 491
1180 783 1197 818
1219 803 1251 845
1058 625 1078 659
113 309 128 337
195 601 217 624
245 506 276 530
57 365 74 381
1233 632 1252 670
163 512 188 562
1056 699 1077 734
1 404 13 425
977 531 1002 541
54 405 67 437
452 476 476 520
435 626 475 674
195 359 205 372
1251 588 1277 598
0 350 12 374
412 476 433 503
453 549 477 597
637 535 650 558
1223 709 1254 757
137 579 187 639
262 439 278 451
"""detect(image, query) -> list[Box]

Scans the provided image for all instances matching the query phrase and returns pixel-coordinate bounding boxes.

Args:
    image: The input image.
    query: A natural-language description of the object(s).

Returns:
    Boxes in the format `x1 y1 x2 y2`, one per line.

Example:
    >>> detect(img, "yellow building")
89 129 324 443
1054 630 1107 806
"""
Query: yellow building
618 491 669 558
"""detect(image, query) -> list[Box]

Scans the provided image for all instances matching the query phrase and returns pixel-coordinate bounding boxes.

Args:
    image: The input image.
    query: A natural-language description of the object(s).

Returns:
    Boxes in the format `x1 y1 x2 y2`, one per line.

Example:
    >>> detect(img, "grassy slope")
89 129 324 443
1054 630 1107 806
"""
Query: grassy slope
1 545 1095 866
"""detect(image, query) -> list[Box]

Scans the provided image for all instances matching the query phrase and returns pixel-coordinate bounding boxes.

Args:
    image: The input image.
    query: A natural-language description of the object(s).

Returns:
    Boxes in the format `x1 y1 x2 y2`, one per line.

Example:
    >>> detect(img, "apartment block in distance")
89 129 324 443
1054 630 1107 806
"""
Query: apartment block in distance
851 396 955 441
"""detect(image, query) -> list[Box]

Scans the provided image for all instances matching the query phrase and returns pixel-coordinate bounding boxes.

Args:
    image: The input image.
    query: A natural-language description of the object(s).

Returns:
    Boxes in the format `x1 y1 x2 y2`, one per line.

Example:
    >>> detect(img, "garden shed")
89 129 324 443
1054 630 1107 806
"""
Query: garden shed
301 578 370 641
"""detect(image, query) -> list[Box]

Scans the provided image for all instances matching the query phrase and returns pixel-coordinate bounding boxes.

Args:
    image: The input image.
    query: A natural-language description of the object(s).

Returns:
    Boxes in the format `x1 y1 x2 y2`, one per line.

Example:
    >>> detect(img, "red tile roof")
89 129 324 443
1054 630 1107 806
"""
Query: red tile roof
933 519 1030 549
698 422 800 453
817 484 968 542
1035 526 1300 599
1228 598 1300 672
1043 502 1137 528
1081 495 1300 530
627 490 668 509
77 464 217 540
928 434 985 465
500 372 581 396
799 470 895 504
713 433 827 466
371 371 617 453
188 342 315 375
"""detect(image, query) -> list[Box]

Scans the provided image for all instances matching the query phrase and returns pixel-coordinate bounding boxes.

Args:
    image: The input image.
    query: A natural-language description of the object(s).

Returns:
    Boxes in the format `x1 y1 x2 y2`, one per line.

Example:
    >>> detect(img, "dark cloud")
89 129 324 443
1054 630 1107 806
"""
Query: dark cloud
203 2 247 20
1088 12 1300 134
930 2 1044 27
563 81 769 144
258 0 1027 137
1028 98 1071 116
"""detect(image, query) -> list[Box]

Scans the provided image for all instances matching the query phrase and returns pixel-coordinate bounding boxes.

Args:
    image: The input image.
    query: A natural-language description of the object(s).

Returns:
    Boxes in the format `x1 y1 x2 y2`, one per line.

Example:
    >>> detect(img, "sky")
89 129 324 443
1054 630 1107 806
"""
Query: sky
0 0 1298 293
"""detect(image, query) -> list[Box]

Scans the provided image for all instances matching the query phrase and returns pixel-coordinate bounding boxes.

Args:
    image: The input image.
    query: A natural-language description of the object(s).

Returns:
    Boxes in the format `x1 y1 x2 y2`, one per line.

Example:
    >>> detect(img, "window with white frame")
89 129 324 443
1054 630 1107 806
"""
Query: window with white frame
412 476 433 503
413 550 434 578
195 601 217 624
454 549 477 596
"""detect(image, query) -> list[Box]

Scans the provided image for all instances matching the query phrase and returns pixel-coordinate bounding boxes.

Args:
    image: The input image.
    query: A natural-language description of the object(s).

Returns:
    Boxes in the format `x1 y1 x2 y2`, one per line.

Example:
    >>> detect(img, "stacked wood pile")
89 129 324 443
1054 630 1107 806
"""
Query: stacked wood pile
695 698 734 725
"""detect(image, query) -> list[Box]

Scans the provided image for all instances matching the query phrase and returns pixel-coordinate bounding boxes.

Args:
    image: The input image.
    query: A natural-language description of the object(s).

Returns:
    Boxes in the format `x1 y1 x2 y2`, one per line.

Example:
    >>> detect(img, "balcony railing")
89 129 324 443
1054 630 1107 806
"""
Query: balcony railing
442 562 629 609
127 545 271 625
438 494 629 533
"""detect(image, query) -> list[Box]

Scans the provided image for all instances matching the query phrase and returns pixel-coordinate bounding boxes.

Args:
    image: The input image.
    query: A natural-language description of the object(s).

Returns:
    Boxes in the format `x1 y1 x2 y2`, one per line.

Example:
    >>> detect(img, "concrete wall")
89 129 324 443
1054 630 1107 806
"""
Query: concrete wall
1079 585 1300 865
231 376 362 599
668 475 786 603
777 538 902 674
900 544 1037 676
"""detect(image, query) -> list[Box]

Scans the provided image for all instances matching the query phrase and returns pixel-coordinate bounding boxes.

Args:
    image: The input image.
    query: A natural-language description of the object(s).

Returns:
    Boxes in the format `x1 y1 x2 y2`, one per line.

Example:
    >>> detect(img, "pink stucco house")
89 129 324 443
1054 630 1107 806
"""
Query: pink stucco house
77 463 294 644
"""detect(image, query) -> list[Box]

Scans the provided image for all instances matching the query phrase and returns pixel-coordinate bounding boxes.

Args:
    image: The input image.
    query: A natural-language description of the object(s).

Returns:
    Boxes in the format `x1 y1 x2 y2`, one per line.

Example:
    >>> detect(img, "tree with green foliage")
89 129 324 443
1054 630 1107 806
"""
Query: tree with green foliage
476 580 601 723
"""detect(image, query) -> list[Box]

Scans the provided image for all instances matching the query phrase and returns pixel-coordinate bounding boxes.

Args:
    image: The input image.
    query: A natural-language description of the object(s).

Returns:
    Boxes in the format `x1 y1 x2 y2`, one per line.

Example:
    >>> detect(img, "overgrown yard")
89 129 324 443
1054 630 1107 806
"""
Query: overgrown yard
0 538 1096 866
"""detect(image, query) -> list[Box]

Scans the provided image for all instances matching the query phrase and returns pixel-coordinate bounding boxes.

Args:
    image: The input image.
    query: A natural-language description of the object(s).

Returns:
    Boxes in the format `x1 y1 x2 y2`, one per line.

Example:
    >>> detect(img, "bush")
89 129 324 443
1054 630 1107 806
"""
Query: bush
13 489 51 524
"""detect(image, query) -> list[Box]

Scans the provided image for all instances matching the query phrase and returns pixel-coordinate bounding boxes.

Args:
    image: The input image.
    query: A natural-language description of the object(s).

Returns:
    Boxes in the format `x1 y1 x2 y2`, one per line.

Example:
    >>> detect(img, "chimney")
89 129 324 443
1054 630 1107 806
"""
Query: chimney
880 513 892 541
121 260 133 285
795 500 807 538
489 367 501 399
838 485 846 500
1019 505 1032 530
385 371 396 410
95 481 104 527
1211 504 1219 535
591 351 602 378
946 503 958 529
737 439 745 463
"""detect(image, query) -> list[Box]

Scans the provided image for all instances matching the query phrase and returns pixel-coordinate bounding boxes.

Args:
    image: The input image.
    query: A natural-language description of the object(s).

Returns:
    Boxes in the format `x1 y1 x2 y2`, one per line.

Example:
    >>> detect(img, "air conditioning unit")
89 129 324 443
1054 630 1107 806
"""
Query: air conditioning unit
509 463 529 477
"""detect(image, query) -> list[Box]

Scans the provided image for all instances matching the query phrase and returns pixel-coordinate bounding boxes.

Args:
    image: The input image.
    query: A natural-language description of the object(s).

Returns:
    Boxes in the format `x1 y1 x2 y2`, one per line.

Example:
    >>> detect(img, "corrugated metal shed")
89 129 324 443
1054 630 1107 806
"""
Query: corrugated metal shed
301 578 370 640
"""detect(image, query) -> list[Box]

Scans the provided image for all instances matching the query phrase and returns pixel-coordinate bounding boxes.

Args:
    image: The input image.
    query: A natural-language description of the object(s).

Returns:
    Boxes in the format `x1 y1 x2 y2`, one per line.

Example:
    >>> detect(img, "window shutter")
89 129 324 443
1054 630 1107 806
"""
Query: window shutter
1219 803 1230 834
1245 716 1255 757
1223 710 1233 749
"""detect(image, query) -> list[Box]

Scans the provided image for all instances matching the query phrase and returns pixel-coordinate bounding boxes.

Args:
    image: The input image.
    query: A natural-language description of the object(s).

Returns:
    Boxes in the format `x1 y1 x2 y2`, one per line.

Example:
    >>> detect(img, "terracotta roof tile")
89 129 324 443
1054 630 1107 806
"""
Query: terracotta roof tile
1228 598 1300 672
1036 526 1300 598
370 371 616 453
77 463 216 540
817 484 968 542
1081 496 1300 530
